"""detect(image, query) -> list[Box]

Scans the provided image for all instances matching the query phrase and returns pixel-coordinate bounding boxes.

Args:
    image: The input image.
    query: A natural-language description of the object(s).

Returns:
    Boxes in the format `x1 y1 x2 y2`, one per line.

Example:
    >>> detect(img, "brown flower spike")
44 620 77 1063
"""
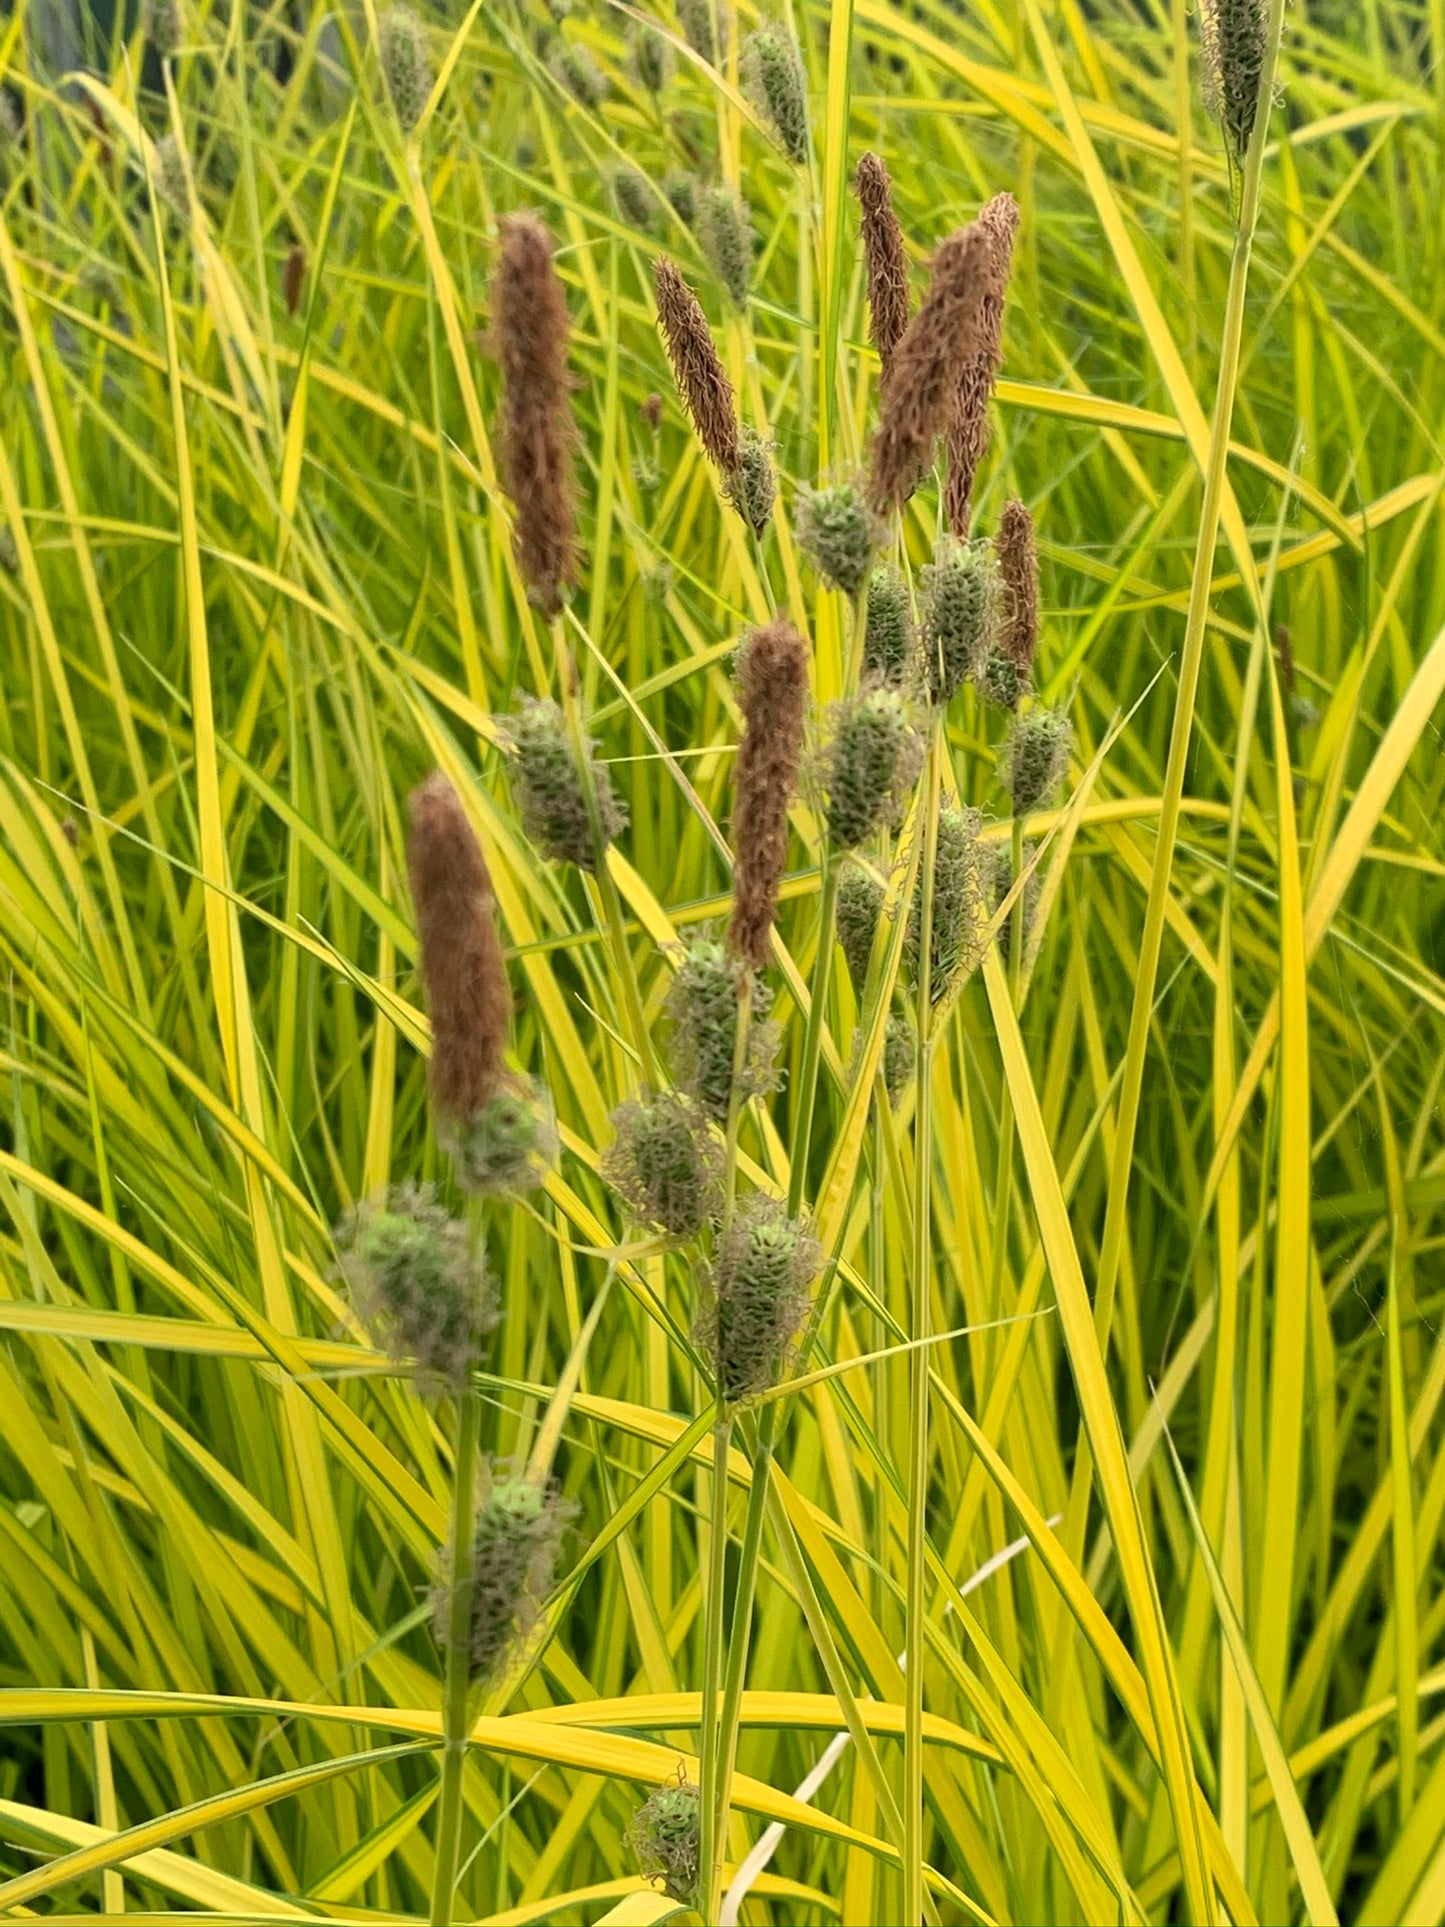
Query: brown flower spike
867 221 999 518
855 152 909 388
728 620 810 970
493 214 580 615
994 498 1038 683
943 191 1018 539
653 257 740 475
407 772 511 1126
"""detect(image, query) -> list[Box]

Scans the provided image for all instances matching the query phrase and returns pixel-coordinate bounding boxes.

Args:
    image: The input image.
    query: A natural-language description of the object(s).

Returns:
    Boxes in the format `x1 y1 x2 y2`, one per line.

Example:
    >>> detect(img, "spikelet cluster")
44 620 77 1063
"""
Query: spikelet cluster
822 688 922 851
654 258 739 473
379 7 431 131
920 537 996 707
337 1185 497 1393
855 153 910 387
407 772 510 1127
148 0 182 57
989 841 1040 963
698 1195 819 1403
630 1778 701 1907
862 567 915 684
666 938 780 1123
728 620 810 969
725 426 777 536
633 22 672 91
837 865 885 992
744 26 809 164
613 166 657 234
503 697 625 873
906 806 983 995
439 1473 569 1684
989 498 1038 707
797 483 879 599
664 174 697 227
493 215 580 615
677 0 728 66
603 1092 721 1239
868 222 997 516
154 134 189 219
884 1011 916 1104
450 1079 558 1195
1000 706 1071 815
697 184 752 309
551 41 608 108
1200 0 1268 162
943 192 1018 538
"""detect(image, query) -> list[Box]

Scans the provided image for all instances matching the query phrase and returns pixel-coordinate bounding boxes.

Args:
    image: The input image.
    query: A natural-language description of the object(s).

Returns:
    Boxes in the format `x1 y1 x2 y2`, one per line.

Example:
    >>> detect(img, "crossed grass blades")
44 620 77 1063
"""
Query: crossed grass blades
2 0 1444 1923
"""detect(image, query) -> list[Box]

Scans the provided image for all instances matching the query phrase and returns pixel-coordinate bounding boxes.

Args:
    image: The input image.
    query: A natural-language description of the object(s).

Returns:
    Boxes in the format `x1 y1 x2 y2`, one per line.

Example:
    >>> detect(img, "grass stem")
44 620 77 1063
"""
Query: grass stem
429 1383 482 1927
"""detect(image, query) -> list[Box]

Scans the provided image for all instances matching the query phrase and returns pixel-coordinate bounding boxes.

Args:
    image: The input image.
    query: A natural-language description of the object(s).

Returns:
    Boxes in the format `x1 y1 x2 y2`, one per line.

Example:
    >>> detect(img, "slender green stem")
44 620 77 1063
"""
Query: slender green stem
698 1407 733 1922
429 1385 482 1927
787 856 839 1217
904 735 942 1926
984 818 1026 1328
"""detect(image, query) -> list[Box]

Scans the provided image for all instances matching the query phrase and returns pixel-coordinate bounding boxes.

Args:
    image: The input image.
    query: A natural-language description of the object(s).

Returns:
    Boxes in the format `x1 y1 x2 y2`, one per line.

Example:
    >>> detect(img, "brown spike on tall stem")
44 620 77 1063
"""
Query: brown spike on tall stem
727 620 810 970
653 257 741 474
994 497 1039 683
855 152 910 389
943 191 1018 539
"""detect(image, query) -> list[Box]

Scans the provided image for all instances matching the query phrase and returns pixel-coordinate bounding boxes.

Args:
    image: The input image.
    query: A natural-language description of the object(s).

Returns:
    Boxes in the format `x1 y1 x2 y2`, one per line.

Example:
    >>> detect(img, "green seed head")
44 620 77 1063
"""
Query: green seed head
439 1472 568 1685
379 7 431 131
836 864 885 993
697 184 752 308
504 697 625 872
999 706 1071 815
698 1194 819 1403
906 806 984 996
677 0 728 66
154 134 189 218
725 425 776 536
550 41 608 109
630 1778 701 1906
336 1184 496 1393
663 172 697 228
976 641 1027 712
633 22 673 91
448 1080 557 1196
988 840 1040 964
665 937 778 1124
148 0 182 57
603 1091 721 1239
743 25 809 164
920 537 997 706
863 566 916 684
797 482 879 598
883 1009 916 1105
823 687 922 851
1200 0 1268 162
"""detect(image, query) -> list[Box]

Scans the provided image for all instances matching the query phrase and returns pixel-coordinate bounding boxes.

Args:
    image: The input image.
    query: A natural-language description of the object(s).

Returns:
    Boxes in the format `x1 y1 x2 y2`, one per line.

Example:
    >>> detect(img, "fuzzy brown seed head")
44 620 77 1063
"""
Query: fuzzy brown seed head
943 191 1018 538
867 222 998 517
854 152 910 388
282 242 306 318
407 773 511 1127
994 497 1038 689
653 257 740 474
728 620 810 969
1200 0 1268 161
493 214 580 615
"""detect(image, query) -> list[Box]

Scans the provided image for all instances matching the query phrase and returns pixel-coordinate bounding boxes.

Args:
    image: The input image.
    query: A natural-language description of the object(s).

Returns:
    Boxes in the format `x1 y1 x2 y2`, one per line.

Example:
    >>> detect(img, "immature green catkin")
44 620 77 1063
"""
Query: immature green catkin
503 696 625 872
725 425 776 535
654 258 740 473
148 0 181 57
1200 0 1268 161
664 173 697 228
920 536 997 707
854 152 910 388
612 165 657 235
837 865 884 992
797 483 879 599
407 772 510 1126
603 1091 721 1239
666 938 778 1122
868 221 998 516
677 0 728 66
862 566 916 684
633 22 672 91
439 1474 568 1683
884 1010 916 1105
700 1194 819 1402
1000 706 1071 815
993 498 1039 697
989 840 1039 963
379 7 431 131
823 688 922 850
906 806 983 994
728 619 811 969
550 41 608 108
337 1184 496 1393
630 1779 701 1907
744 26 809 164
451 1080 557 1195
697 184 752 310
154 134 189 218
944 191 1018 539
493 215 580 615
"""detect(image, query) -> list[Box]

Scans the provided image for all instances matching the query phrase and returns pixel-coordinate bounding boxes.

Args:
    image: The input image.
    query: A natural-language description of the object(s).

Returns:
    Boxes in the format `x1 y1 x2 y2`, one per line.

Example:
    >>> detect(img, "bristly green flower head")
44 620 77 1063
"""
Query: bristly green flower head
920 536 997 706
976 640 1027 711
725 425 776 536
989 840 1040 963
336 1183 497 1394
612 166 657 235
603 1091 721 1240
884 1009 916 1105
677 0 729 67
379 7 431 132
1200 0 1268 163
698 1194 820 1403
696 184 752 309
664 173 696 227
906 805 984 996
503 697 626 872
863 566 916 684
153 134 189 219
147 0 181 57
665 937 779 1124
822 687 923 851
550 41 608 109
837 864 885 993
798 482 881 599
632 20 673 91
439 1471 569 1685
448 1079 557 1196
1000 705 1072 815
743 25 809 165
629 1776 701 1907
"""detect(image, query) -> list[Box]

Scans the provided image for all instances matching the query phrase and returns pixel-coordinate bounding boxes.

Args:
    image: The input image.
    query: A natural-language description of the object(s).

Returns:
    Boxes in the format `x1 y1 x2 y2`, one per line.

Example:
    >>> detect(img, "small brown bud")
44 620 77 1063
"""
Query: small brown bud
283 241 306 317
